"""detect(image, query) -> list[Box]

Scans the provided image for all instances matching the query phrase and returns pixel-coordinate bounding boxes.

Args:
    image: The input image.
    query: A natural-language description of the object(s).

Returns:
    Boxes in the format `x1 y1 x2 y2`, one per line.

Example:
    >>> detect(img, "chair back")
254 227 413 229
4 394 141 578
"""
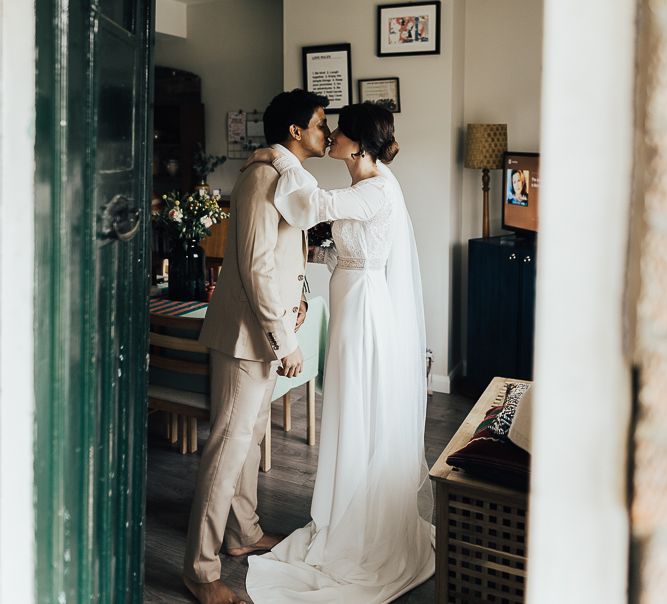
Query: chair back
149 313 209 394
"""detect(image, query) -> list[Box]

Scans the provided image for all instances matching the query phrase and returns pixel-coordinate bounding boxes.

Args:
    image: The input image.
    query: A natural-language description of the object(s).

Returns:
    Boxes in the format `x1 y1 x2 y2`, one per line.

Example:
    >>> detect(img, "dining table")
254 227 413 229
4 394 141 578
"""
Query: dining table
149 289 329 470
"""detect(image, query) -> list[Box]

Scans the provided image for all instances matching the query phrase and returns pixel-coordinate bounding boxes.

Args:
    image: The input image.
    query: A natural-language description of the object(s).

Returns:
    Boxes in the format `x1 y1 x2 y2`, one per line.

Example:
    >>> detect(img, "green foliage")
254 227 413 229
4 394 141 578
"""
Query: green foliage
192 143 227 179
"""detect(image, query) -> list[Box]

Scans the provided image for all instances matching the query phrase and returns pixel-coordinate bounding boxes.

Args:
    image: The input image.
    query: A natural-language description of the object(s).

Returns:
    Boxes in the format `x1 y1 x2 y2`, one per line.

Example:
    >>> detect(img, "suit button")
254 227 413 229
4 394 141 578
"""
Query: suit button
297 275 304 281
292 306 298 313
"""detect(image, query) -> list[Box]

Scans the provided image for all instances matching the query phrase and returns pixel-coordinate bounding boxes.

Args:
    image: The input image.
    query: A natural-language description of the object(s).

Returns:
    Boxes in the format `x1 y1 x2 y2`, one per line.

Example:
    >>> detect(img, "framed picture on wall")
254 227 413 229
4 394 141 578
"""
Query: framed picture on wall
358 77 401 112
302 43 352 113
377 2 441 57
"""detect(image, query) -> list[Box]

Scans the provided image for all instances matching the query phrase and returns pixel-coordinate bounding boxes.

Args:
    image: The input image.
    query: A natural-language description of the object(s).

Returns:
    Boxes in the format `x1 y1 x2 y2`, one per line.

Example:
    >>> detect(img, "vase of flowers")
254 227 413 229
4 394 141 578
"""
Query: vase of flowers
153 189 230 301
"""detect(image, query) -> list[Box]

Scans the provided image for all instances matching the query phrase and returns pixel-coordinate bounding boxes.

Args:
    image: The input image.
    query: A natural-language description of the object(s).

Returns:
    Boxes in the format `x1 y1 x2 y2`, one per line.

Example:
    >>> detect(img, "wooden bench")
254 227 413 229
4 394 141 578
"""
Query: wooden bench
429 377 531 604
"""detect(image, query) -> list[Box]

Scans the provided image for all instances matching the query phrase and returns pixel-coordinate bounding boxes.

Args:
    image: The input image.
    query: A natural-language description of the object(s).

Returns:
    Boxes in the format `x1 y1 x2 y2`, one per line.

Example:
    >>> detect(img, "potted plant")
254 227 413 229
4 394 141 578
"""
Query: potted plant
192 143 227 191
153 189 229 301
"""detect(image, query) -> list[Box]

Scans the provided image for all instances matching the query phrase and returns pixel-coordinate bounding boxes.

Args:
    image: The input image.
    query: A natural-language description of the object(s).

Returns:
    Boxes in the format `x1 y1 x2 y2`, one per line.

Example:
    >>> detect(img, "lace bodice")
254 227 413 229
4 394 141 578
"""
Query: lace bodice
271 146 396 270
330 185 393 269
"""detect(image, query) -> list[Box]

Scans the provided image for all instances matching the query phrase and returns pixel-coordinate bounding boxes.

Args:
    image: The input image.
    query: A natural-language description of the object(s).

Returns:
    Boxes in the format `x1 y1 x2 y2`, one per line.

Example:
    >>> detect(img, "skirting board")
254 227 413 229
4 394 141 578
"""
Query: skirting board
431 362 463 394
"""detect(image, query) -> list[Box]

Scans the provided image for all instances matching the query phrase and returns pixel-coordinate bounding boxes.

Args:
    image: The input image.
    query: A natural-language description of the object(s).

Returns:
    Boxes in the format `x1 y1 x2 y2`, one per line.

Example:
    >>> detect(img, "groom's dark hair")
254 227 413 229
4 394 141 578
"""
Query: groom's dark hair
264 89 329 145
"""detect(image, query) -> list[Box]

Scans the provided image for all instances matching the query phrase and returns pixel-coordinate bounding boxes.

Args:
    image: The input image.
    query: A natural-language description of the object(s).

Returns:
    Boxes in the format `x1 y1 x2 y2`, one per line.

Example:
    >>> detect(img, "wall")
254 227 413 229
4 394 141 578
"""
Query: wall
155 0 284 193
0 0 35 601
156 0 187 38
461 0 543 367
462 0 543 240
283 0 466 391
155 0 543 390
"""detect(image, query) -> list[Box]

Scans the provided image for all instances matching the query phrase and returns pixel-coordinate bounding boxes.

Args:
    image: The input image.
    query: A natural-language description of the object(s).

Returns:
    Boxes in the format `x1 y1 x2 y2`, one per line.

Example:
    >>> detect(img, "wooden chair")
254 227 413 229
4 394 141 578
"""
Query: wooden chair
148 314 209 454
147 312 279 464
201 215 229 278
260 382 316 472
260 295 329 471
148 295 328 464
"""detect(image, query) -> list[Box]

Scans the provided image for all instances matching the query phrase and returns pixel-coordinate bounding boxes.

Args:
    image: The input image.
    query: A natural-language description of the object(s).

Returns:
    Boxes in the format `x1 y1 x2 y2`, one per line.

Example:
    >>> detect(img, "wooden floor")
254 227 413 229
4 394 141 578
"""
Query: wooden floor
144 386 472 603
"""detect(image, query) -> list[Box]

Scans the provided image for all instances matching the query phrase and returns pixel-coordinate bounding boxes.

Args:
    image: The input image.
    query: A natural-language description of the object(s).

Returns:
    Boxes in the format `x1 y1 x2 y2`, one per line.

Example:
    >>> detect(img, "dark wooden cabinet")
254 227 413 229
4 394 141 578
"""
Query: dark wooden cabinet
466 235 537 391
153 67 205 197
151 67 205 279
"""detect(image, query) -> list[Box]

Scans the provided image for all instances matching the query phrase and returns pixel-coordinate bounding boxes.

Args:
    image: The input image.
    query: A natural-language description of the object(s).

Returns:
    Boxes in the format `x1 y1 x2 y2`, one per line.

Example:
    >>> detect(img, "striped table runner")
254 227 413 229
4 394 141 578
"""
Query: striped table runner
149 295 208 317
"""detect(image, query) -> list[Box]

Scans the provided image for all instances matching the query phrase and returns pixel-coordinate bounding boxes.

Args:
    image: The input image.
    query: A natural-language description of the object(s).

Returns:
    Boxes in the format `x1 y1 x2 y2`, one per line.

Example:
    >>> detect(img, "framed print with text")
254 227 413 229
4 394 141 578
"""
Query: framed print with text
358 77 401 113
302 43 352 113
377 2 441 57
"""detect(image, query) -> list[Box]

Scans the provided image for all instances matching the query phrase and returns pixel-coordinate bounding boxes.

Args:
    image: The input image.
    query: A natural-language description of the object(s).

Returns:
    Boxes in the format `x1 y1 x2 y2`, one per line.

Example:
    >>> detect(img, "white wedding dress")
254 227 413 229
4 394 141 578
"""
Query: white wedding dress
246 147 434 603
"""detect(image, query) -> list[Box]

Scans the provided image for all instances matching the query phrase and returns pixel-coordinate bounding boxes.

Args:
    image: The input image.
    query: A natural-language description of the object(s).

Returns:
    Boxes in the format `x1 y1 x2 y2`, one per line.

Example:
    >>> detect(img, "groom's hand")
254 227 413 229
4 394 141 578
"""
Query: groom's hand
279 346 303 378
295 300 308 332
240 147 278 172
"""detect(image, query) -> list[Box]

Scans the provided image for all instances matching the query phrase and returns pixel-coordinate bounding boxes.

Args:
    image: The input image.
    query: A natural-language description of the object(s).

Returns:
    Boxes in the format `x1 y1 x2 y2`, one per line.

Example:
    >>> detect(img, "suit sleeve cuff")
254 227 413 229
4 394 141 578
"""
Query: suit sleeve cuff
266 323 299 360
272 330 299 360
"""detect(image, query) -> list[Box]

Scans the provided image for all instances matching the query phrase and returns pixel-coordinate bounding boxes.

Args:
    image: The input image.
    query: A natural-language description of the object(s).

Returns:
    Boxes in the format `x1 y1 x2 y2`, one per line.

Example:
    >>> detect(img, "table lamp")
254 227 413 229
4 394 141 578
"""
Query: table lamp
464 124 508 238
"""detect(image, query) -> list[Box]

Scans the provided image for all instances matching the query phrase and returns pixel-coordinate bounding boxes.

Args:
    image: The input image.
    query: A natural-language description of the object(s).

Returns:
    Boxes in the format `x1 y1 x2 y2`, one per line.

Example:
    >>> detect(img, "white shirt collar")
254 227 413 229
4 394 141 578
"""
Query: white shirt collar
271 143 301 164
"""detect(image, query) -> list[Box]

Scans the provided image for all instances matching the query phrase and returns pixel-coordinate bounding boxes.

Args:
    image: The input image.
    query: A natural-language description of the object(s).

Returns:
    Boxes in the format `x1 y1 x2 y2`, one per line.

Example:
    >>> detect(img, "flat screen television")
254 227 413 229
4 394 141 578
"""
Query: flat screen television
502 152 539 235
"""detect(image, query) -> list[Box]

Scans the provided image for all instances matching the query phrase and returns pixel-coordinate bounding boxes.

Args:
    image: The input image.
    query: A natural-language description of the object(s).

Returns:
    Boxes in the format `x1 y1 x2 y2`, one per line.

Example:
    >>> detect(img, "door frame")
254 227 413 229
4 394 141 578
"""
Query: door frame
0 0 36 602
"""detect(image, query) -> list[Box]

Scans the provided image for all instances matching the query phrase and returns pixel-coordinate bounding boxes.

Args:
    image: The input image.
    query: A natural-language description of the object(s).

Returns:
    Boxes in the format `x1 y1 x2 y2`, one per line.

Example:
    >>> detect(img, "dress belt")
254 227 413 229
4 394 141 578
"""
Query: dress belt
336 256 385 270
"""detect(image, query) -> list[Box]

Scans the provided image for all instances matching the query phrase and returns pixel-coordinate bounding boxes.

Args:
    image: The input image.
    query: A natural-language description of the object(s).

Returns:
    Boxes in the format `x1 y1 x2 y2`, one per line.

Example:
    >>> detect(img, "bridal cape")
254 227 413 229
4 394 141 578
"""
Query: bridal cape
246 148 434 603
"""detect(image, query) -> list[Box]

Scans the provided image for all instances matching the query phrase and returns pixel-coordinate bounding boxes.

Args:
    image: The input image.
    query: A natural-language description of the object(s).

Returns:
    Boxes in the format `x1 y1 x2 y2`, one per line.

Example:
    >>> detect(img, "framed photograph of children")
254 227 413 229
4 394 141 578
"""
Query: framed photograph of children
377 2 441 57
302 43 352 113
358 78 401 113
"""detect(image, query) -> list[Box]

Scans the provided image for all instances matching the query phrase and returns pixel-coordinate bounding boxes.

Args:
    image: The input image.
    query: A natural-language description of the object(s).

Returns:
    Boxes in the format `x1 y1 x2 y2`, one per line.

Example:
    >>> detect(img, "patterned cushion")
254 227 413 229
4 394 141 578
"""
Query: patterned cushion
446 383 531 490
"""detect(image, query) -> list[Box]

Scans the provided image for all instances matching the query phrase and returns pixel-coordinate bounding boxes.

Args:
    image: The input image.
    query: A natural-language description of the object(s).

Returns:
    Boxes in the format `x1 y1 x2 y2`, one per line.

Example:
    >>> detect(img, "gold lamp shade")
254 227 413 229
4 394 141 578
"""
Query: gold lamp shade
464 123 507 170
464 123 508 237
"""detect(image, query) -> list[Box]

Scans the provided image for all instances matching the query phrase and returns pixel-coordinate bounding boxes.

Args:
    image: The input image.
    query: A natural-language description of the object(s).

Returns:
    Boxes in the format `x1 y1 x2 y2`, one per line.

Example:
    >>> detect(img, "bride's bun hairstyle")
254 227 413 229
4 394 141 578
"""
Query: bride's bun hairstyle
338 102 399 163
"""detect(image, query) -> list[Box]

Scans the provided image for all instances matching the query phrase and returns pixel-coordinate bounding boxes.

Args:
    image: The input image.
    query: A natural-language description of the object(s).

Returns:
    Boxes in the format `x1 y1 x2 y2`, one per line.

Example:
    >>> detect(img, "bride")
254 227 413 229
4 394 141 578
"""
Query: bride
245 102 434 603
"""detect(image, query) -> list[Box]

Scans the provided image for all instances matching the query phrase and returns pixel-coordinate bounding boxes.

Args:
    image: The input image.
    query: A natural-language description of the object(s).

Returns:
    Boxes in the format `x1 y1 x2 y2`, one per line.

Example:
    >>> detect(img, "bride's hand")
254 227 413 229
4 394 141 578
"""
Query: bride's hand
240 148 278 172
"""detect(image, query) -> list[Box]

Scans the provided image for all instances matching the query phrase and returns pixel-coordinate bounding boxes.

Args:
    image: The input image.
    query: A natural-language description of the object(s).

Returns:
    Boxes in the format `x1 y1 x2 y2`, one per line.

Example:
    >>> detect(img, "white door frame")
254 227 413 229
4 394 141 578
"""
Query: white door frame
527 1 636 602
0 1 36 602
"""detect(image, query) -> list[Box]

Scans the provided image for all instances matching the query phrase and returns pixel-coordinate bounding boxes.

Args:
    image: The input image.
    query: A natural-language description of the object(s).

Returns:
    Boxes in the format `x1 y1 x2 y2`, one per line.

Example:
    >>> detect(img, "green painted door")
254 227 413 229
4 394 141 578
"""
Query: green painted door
34 1 154 602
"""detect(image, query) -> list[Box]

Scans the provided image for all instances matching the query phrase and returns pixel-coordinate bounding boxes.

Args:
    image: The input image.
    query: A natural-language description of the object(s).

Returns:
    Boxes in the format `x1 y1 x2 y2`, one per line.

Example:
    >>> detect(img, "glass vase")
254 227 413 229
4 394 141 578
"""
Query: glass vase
168 238 207 301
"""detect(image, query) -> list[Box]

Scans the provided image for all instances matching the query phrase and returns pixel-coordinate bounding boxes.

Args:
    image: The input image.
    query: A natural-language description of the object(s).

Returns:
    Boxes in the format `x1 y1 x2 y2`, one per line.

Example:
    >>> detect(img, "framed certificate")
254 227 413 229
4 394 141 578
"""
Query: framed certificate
302 43 352 113
358 77 401 113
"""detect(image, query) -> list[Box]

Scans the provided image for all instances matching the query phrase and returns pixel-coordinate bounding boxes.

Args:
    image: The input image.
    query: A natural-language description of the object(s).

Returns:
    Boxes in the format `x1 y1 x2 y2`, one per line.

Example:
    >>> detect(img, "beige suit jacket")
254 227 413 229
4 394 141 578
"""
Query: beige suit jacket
199 163 307 361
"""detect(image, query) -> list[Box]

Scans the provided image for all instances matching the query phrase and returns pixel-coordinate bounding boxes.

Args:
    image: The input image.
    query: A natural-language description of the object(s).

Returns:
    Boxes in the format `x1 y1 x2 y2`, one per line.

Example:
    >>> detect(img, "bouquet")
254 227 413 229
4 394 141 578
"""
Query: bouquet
152 189 229 242
308 221 334 248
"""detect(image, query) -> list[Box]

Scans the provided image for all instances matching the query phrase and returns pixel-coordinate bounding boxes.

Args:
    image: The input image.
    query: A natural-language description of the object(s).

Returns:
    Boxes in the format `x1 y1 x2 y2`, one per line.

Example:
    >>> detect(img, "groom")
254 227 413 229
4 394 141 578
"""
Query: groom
183 89 330 604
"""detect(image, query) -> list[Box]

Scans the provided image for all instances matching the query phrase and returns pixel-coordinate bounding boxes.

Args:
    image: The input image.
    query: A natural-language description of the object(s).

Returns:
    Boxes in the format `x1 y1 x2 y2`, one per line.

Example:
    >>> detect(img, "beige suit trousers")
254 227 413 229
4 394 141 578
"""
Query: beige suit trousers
183 350 278 583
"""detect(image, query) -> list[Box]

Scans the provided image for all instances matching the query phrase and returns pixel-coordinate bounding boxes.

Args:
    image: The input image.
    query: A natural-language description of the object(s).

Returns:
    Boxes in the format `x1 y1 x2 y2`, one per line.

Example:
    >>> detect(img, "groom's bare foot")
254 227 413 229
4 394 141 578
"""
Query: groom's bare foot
183 575 247 604
226 532 285 557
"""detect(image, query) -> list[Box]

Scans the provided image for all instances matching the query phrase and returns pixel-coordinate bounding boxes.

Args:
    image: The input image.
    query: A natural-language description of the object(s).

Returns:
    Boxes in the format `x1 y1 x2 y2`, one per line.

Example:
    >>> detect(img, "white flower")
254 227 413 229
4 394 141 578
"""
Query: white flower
168 208 183 223
200 216 213 228
321 239 333 248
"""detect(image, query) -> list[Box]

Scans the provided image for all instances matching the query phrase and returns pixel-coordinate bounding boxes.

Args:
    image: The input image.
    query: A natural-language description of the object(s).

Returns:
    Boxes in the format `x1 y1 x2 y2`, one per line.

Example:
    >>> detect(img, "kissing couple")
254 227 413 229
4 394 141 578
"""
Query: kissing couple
183 89 434 604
